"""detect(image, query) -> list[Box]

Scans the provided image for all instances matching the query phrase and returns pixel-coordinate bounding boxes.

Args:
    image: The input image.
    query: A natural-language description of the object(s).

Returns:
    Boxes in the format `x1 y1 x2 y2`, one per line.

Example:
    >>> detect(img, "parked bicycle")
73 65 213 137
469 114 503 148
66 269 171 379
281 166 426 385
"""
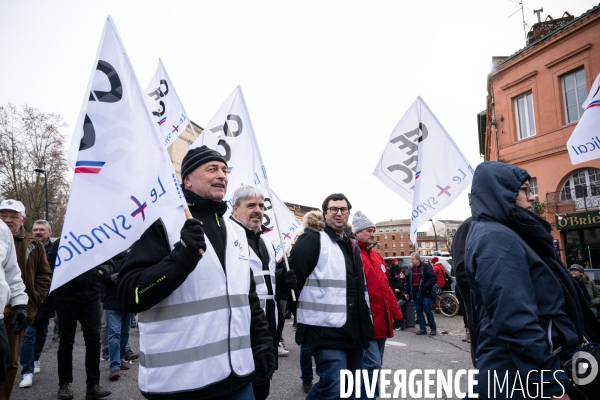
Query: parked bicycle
432 290 460 317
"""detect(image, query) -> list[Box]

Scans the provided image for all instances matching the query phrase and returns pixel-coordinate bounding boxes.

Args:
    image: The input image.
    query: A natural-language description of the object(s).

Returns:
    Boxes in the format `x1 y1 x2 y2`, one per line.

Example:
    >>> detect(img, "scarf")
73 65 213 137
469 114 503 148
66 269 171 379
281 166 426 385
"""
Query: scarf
510 206 585 343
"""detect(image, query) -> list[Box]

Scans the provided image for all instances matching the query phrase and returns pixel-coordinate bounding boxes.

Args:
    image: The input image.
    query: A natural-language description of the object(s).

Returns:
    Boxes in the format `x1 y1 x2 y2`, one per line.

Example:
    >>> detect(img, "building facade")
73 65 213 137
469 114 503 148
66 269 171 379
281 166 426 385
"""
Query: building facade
479 6 600 268
374 219 412 258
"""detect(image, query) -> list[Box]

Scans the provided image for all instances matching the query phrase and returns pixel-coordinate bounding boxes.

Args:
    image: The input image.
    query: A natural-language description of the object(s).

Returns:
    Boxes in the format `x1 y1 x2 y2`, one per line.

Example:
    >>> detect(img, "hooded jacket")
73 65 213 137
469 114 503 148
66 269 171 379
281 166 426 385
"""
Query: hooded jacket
465 161 580 398
290 211 373 350
10 225 51 325
358 240 402 339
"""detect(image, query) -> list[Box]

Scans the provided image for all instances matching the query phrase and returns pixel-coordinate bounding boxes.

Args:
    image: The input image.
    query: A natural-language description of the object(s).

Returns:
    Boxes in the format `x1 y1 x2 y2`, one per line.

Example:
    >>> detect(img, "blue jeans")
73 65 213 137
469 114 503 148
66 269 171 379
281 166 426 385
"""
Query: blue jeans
414 294 436 331
225 382 255 399
300 344 313 382
361 339 386 399
20 318 50 375
106 309 133 371
306 330 363 399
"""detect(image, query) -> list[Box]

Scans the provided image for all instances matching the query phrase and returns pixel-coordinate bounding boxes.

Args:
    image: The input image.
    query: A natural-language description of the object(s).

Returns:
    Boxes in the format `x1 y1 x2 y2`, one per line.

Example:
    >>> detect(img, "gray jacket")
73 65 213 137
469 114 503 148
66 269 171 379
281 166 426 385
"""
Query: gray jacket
0 221 28 318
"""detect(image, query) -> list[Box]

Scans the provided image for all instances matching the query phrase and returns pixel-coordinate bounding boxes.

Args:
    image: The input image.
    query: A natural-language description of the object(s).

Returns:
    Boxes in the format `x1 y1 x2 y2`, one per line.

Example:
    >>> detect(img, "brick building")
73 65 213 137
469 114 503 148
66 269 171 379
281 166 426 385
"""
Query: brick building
478 5 600 268
374 219 412 258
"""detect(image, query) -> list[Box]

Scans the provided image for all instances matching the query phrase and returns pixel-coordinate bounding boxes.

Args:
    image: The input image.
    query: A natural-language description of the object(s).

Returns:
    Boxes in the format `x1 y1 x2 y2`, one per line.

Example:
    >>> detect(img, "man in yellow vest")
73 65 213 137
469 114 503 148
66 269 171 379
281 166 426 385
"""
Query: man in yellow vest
118 146 275 399
230 185 297 400
290 193 373 399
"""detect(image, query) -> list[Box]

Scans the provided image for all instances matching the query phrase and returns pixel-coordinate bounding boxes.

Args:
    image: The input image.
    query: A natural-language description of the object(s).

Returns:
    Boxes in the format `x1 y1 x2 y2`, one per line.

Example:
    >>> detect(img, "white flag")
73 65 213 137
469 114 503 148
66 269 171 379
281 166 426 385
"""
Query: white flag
373 96 474 244
191 86 302 258
56 17 185 291
144 59 191 147
567 72 600 165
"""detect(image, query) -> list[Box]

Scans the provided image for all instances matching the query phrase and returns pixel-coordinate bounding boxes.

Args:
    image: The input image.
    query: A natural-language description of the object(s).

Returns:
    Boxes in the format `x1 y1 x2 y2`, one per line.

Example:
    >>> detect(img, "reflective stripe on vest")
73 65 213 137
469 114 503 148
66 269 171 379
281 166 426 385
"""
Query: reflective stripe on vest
248 235 277 328
297 231 347 327
136 209 254 394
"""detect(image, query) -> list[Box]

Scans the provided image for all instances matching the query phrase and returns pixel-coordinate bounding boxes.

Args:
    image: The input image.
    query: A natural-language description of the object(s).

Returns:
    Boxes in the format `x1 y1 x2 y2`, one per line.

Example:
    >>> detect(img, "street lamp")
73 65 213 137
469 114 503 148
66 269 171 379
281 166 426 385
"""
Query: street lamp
34 165 48 221
429 219 438 253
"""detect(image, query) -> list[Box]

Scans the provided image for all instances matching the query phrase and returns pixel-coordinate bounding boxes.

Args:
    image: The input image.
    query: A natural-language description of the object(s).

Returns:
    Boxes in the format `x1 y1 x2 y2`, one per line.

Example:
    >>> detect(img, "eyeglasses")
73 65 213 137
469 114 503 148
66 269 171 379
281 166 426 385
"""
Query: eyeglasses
327 207 349 215
519 186 532 198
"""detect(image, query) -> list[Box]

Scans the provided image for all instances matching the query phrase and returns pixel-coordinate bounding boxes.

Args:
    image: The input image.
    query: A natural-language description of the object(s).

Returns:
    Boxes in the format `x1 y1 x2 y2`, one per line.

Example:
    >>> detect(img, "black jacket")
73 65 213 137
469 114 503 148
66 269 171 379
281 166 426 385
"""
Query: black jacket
52 238 114 303
102 250 128 311
290 211 373 350
387 264 404 300
452 216 476 366
35 240 56 320
118 189 273 400
403 261 436 299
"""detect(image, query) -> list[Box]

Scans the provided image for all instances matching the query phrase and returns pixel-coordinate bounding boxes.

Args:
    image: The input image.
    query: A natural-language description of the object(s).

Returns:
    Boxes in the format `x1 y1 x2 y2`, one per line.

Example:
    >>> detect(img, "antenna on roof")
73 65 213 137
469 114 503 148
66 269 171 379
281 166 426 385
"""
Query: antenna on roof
533 7 544 23
508 0 528 43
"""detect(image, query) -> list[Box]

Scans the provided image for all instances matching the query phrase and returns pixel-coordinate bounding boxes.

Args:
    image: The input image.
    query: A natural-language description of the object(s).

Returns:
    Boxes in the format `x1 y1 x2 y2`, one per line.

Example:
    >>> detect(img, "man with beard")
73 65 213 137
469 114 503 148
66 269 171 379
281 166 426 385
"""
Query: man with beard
230 185 297 400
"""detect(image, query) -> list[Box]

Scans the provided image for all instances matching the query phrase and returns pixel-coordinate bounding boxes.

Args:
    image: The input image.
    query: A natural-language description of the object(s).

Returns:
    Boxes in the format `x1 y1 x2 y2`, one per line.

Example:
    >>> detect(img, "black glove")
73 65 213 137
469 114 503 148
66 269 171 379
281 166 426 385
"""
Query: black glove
110 273 119 284
253 350 276 384
98 262 113 276
284 269 297 291
179 218 206 256
10 305 27 335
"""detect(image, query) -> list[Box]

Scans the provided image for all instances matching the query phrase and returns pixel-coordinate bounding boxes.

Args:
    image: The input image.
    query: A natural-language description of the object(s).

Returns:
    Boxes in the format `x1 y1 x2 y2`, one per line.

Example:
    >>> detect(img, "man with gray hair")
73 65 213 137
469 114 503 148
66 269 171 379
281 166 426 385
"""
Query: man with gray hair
19 220 57 388
404 252 437 335
229 185 297 400
0 220 28 386
0 200 51 398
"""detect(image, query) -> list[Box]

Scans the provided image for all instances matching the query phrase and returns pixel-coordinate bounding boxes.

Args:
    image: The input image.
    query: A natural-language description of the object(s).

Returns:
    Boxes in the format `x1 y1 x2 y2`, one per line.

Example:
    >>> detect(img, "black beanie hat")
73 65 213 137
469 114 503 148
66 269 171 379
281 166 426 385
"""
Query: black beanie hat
181 145 227 181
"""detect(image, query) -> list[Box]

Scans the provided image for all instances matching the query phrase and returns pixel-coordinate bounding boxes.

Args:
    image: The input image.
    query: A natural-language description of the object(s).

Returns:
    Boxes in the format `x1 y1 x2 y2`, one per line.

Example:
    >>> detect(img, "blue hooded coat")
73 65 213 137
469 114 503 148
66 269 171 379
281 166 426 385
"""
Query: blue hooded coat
466 162 580 399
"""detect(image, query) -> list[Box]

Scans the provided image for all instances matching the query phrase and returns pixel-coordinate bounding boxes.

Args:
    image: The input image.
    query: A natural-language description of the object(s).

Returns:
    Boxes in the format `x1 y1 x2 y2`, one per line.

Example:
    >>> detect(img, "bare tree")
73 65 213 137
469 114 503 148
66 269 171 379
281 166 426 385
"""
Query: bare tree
0 103 70 235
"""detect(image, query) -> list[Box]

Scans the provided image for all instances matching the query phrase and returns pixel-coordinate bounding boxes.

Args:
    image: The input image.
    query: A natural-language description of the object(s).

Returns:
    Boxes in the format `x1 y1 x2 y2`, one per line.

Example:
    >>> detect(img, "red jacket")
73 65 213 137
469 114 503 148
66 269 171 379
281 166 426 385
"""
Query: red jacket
358 241 402 339
433 262 446 286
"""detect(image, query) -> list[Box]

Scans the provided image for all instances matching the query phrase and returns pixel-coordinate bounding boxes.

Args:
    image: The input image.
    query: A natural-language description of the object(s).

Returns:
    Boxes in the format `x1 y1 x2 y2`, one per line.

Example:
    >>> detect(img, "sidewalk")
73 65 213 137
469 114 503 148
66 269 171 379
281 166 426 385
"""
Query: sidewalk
10 320 144 400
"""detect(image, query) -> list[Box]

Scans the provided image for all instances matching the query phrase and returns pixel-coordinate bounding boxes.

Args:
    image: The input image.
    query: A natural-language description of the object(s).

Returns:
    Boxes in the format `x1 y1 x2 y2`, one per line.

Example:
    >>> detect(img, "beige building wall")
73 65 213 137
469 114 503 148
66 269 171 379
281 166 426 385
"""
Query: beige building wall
168 121 203 182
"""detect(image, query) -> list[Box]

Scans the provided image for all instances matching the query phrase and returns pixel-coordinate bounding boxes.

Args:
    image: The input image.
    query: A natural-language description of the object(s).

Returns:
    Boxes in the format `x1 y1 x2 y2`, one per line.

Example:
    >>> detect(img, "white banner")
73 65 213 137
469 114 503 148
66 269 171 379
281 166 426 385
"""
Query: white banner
191 86 302 258
373 96 473 244
567 72 600 165
57 17 184 291
144 58 191 147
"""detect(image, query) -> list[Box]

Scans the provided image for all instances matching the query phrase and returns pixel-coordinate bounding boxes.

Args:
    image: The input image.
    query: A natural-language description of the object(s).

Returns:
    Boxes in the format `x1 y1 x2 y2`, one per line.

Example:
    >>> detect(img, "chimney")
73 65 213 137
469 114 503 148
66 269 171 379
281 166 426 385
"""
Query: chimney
526 11 574 45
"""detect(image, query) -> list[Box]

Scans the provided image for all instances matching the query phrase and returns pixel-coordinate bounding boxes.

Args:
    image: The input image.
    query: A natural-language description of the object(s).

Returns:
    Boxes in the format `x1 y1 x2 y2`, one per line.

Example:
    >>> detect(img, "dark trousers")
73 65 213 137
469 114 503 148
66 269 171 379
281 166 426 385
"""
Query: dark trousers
0 314 25 400
0 323 9 387
252 380 270 400
56 299 102 389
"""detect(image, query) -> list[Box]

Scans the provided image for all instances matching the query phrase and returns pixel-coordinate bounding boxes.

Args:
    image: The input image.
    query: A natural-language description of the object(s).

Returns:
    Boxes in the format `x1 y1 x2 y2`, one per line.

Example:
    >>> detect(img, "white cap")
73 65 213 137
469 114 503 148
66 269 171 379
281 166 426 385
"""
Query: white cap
0 199 26 216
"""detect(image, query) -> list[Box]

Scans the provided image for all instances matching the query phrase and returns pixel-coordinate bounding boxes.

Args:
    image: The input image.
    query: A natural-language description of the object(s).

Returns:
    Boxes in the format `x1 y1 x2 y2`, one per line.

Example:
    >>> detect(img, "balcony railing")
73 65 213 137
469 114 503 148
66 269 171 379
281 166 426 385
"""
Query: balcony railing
546 183 600 213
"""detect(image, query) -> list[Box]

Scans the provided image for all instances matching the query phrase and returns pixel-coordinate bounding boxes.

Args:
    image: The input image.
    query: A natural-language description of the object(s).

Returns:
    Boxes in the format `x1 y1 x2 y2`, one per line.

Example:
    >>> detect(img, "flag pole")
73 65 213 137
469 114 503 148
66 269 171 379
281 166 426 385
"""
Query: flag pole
266 187 296 301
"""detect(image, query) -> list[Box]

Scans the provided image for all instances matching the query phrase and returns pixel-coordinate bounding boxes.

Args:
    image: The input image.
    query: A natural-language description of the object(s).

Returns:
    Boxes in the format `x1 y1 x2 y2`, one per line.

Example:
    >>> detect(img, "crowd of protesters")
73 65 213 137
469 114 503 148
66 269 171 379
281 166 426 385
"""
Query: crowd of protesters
1 156 600 400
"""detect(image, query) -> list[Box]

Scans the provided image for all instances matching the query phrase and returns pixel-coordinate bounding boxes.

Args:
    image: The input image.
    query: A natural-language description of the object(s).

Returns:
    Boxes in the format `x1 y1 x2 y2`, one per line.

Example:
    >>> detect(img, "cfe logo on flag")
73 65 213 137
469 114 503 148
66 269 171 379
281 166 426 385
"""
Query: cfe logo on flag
55 17 184 292
191 86 303 259
373 97 473 244
144 59 191 148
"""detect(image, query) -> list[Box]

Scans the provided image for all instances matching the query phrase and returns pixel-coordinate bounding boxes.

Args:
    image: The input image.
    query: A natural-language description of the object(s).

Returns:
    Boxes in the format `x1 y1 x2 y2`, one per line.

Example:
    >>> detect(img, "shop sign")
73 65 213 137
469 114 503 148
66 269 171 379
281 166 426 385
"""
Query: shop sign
556 211 600 230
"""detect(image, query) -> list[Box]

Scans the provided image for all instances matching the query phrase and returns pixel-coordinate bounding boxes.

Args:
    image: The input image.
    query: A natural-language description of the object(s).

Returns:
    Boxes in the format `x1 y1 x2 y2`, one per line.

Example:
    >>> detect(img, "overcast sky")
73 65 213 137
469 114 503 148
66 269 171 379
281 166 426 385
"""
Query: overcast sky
1 0 597 231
